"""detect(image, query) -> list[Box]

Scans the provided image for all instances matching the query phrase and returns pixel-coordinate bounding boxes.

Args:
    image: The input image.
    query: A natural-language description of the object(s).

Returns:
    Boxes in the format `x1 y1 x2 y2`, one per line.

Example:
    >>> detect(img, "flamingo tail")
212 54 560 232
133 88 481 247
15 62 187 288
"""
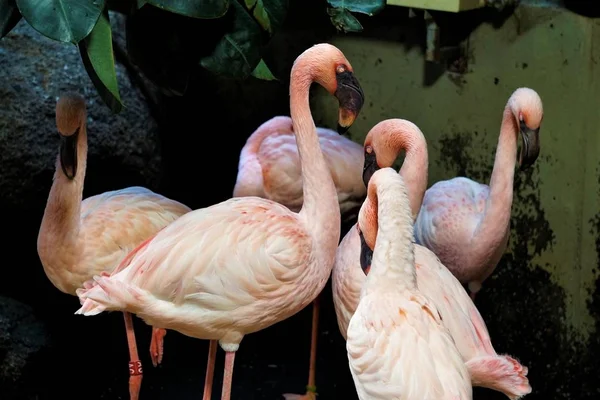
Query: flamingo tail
466 354 531 400
75 232 158 315
74 275 146 316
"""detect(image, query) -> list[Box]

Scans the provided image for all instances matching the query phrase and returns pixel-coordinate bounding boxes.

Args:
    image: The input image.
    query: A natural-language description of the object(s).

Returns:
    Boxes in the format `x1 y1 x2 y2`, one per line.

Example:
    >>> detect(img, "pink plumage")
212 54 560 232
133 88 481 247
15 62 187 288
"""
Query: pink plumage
414 88 543 299
333 118 531 400
75 43 365 400
37 93 192 400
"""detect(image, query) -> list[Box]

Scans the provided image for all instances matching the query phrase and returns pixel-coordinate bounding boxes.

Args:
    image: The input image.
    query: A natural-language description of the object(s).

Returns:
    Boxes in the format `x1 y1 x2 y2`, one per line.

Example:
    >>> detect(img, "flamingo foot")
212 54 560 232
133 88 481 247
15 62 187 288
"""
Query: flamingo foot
282 386 317 400
129 360 143 400
150 328 167 367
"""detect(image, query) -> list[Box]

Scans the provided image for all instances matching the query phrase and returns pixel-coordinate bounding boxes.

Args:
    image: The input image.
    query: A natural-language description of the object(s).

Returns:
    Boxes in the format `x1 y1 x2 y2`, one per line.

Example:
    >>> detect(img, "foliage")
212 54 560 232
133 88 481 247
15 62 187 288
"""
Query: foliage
0 0 386 113
327 0 385 33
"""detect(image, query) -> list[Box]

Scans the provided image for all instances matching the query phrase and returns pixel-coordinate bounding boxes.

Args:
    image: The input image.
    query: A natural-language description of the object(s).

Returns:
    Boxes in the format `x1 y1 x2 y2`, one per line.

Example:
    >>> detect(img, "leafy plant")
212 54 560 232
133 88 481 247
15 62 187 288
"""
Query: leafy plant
327 0 386 33
0 0 385 113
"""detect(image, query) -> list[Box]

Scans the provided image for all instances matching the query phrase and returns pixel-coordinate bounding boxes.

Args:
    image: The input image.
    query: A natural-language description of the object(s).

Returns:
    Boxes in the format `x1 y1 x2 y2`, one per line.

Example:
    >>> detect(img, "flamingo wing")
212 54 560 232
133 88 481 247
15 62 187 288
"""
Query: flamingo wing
259 134 305 211
332 226 364 339
347 292 471 400
414 246 496 358
78 187 191 270
414 178 488 270
259 129 365 213
112 197 312 311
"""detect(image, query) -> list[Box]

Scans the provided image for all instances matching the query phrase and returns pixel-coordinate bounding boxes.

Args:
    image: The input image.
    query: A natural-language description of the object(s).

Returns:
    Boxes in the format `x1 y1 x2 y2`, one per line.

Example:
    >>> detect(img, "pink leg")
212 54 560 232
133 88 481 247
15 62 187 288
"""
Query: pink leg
202 340 218 400
123 312 143 400
282 296 320 400
221 350 236 400
149 327 167 367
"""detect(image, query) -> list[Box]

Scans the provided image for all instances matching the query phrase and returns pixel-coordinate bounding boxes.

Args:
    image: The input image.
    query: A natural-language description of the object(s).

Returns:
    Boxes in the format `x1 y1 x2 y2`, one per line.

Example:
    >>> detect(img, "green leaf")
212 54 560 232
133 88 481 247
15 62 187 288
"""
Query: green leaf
15 0 105 44
145 0 229 19
327 7 363 33
200 1 263 79
78 8 123 113
328 0 385 16
251 59 277 81
245 0 288 35
1 0 21 39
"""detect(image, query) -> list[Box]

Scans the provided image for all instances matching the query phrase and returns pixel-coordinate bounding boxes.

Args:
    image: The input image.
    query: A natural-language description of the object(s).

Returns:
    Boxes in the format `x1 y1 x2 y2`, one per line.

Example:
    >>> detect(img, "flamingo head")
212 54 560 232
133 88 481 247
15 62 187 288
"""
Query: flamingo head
56 93 86 180
509 87 543 170
299 43 365 134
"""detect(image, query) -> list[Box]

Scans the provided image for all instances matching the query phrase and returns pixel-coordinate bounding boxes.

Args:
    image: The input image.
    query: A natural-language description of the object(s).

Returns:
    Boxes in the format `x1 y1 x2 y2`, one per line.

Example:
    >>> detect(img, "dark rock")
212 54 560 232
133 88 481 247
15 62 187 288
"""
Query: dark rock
0 295 49 397
0 18 162 214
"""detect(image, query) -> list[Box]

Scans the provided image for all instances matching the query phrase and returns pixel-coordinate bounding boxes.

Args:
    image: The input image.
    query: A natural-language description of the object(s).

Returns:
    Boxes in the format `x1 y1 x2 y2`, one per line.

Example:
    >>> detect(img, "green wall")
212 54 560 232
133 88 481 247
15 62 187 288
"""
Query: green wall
312 4 600 397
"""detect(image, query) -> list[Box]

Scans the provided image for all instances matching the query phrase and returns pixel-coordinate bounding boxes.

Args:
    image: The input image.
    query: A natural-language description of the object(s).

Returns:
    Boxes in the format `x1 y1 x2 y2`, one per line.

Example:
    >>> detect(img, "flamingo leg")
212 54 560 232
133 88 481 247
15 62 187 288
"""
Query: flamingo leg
202 340 218 400
123 312 143 400
221 350 237 400
149 327 167 367
282 296 320 400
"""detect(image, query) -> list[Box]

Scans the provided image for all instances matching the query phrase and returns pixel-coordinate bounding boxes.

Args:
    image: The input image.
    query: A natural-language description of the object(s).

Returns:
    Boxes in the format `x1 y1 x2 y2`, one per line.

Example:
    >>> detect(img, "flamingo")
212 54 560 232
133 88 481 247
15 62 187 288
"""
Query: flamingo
333 119 531 399
233 115 365 217
74 43 365 400
413 87 543 300
37 93 192 400
233 116 365 400
346 167 472 400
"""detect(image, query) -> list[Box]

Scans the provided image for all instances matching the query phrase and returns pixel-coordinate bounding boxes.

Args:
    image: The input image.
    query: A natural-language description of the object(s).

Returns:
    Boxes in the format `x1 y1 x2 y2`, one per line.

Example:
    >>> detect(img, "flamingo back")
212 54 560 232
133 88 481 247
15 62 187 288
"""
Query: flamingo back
414 177 491 282
347 290 472 400
245 127 365 213
43 186 191 295
84 197 324 339
333 226 494 357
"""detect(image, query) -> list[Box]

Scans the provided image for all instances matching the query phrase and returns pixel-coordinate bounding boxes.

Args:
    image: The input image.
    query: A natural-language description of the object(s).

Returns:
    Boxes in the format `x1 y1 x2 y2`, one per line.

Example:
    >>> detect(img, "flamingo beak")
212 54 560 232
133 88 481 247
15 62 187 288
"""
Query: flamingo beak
362 150 379 188
334 70 364 134
59 127 79 180
518 120 540 170
359 230 373 276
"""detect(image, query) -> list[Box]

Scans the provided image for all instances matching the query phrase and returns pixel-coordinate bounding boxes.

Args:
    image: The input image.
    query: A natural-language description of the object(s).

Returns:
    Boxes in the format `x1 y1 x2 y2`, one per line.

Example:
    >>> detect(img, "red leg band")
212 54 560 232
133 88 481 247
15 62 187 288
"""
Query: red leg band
129 360 143 376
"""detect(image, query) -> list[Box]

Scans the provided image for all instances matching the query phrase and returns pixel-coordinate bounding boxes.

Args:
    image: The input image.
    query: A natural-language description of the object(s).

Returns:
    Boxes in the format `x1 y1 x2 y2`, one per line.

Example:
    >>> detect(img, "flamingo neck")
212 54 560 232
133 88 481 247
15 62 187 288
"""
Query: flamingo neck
396 135 428 221
290 66 341 266
472 106 517 247
361 172 416 296
38 122 88 251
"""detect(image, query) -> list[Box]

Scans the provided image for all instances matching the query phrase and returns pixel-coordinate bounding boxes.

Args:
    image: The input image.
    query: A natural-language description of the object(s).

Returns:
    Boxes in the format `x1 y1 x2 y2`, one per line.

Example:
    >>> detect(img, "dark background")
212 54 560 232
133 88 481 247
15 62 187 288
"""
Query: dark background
1 1 600 399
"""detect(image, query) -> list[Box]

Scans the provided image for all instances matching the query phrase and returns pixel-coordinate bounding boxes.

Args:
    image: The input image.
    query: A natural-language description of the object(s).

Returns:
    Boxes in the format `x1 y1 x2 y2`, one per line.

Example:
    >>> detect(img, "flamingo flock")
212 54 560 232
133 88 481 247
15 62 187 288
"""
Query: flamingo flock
34 42 543 400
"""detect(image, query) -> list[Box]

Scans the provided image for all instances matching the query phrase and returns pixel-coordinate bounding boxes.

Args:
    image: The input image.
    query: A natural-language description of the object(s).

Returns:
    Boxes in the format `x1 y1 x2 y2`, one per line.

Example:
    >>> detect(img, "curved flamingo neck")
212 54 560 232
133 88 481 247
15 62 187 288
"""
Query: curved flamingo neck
39 118 88 249
290 61 341 261
359 170 416 295
471 105 517 247
395 133 428 221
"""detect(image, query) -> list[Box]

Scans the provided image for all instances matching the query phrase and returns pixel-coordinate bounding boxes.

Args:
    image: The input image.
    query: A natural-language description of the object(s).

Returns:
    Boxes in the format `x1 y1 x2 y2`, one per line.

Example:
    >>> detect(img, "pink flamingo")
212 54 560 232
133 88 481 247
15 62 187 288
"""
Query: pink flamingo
233 115 365 217
233 115 364 400
413 87 543 300
333 119 530 399
37 93 192 400
346 167 472 400
74 43 365 400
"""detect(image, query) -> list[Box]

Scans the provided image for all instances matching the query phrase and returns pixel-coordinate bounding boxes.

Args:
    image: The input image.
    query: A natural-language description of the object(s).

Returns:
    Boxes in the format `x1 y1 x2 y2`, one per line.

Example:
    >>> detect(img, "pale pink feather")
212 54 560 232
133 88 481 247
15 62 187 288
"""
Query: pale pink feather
233 116 365 216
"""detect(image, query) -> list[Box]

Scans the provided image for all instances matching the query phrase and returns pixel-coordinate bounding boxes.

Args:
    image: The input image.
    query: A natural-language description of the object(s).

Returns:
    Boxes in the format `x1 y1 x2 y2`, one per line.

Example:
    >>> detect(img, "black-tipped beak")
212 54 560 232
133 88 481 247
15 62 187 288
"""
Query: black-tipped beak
362 150 379 188
518 120 540 170
59 128 79 180
358 229 373 275
334 70 364 134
